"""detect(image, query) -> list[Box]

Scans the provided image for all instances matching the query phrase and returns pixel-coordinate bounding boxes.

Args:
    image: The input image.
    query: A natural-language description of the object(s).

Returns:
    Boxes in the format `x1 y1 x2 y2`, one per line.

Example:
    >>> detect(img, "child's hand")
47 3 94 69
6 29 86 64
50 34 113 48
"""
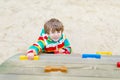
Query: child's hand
59 49 70 54
59 49 65 54
54 49 64 54
27 53 34 60
54 49 70 54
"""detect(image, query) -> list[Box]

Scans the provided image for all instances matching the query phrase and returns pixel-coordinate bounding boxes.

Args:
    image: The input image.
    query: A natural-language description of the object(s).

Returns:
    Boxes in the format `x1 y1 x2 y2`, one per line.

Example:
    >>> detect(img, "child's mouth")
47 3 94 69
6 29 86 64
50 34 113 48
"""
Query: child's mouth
53 37 59 41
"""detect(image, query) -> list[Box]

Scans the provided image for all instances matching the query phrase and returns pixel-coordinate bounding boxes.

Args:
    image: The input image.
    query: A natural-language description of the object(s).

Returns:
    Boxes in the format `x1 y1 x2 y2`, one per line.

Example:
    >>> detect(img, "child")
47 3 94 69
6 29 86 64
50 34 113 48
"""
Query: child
26 18 72 59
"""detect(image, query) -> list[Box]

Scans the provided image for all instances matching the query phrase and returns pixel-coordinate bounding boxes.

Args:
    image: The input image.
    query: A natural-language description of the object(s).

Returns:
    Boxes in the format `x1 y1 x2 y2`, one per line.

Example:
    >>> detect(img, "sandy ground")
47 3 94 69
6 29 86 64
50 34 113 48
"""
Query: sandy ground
0 0 120 64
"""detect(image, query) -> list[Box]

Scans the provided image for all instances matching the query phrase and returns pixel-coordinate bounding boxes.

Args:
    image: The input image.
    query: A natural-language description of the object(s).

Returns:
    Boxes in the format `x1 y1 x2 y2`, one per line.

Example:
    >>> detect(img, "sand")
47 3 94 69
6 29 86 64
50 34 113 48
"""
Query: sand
0 0 120 64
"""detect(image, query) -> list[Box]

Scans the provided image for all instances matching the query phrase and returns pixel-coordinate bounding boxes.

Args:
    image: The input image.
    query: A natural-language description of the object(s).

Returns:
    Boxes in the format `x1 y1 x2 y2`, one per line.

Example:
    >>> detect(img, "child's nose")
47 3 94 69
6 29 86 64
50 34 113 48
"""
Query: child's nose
55 32 58 35
55 34 58 36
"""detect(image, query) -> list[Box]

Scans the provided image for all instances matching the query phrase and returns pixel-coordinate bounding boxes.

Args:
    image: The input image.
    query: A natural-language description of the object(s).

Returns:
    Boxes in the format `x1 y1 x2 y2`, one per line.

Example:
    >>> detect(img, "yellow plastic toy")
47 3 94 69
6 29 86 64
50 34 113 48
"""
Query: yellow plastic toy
20 55 39 60
96 51 112 56
33 56 39 60
20 55 28 60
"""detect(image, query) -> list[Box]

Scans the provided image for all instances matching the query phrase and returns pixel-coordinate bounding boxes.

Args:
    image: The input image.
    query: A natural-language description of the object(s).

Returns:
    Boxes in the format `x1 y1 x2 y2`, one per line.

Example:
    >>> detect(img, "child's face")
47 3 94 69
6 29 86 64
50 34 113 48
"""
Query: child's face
48 30 62 42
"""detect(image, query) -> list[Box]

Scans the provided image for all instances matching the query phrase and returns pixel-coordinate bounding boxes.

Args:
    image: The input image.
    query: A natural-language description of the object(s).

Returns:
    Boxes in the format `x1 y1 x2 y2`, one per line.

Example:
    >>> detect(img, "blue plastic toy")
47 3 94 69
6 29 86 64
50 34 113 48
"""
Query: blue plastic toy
82 53 101 59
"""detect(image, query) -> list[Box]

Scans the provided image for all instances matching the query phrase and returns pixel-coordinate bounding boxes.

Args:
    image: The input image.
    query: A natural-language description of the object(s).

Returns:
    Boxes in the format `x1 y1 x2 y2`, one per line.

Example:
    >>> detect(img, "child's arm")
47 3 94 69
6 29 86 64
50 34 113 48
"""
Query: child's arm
56 38 71 54
62 39 72 54
26 36 46 59
57 34 72 54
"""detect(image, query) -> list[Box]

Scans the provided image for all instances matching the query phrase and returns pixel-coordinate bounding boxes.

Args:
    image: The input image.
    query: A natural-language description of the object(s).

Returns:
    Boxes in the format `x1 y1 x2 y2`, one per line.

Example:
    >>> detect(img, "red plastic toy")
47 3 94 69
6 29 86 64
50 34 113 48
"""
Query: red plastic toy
117 62 120 68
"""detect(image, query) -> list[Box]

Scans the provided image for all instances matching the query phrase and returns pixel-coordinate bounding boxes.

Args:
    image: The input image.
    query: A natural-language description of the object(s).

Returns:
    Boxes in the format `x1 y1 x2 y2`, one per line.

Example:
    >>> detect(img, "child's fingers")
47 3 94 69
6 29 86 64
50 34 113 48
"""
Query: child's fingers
27 53 34 60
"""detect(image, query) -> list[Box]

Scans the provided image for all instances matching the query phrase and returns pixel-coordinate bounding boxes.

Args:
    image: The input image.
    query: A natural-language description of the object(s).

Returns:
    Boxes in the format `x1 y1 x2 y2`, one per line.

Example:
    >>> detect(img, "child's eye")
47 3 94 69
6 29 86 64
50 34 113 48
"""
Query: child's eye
57 31 61 33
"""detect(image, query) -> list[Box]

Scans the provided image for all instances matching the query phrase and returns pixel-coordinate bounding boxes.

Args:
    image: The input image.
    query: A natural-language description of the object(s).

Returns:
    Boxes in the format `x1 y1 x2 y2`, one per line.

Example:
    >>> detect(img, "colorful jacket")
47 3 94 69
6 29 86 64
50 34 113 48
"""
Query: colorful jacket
27 29 72 55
